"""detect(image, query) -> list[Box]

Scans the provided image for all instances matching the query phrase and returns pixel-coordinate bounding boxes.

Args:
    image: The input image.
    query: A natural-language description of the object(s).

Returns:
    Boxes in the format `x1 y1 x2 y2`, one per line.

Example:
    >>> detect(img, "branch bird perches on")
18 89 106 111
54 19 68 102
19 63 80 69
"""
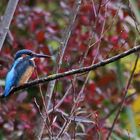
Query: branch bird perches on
5 45 140 96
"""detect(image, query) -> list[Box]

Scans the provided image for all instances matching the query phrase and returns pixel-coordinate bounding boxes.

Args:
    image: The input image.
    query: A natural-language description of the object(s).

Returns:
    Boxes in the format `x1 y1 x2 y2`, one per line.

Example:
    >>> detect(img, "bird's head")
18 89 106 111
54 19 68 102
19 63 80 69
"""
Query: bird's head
14 49 51 60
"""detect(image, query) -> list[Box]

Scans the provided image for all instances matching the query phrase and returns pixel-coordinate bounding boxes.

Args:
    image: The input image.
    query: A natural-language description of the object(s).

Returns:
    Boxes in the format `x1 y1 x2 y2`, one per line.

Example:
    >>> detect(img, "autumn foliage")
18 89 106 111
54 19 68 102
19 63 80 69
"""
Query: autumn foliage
0 0 140 140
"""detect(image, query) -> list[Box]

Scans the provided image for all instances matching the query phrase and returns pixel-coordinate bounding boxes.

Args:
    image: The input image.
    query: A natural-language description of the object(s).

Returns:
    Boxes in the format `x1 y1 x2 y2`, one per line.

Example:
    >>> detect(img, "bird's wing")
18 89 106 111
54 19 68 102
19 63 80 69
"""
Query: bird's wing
3 58 22 97
3 68 17 97
3 57 34 97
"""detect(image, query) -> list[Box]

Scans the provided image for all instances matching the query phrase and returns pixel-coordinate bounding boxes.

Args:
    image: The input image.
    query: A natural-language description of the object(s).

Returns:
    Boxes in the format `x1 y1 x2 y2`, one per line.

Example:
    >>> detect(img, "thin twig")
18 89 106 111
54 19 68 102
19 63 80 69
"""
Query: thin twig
0 0 19 50
44 0 118 118
56 5 108 137
34 98 52 139
89 5 120 49
56 80 77 139
35 0 82 139
35 69 48 119
77 3 107 102
103 92 136 120
34 69 52 138
46 0 82 111
7 45 140 97
47 0 94 119
106 54 139 140
47 85 72 114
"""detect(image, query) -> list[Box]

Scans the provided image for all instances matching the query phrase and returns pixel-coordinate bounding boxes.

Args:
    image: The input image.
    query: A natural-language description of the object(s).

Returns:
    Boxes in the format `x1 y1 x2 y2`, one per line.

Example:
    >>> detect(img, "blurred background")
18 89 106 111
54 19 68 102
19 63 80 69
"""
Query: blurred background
0 0 140 139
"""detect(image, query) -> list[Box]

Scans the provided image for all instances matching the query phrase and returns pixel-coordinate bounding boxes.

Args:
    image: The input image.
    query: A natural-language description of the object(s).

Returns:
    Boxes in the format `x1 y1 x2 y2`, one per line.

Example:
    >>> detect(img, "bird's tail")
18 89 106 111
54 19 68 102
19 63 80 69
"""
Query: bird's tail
2 85 13 97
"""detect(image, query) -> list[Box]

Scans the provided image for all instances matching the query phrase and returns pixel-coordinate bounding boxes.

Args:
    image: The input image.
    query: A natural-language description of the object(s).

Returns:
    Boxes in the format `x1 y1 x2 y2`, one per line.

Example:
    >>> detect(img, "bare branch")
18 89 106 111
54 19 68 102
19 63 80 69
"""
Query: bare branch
46 0 82 111
0 0 19 50
6 45 140 96
34 0 82 139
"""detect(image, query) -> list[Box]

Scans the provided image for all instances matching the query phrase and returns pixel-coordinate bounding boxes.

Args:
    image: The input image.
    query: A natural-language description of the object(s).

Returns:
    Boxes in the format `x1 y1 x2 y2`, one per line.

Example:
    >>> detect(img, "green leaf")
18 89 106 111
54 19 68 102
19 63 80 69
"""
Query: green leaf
0 80 5 86
129 0 140 23
48 40 60 50
126 106 139 139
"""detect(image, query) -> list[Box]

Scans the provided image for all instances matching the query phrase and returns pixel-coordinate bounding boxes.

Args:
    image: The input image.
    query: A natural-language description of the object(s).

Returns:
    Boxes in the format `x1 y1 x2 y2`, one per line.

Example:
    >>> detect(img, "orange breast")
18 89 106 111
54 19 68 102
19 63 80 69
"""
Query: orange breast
19 66 34 85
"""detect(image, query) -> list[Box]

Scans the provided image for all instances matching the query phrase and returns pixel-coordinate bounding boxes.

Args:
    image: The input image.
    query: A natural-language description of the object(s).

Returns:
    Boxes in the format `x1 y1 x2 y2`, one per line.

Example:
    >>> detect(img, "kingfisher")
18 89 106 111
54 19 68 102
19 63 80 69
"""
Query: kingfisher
2 49 51 97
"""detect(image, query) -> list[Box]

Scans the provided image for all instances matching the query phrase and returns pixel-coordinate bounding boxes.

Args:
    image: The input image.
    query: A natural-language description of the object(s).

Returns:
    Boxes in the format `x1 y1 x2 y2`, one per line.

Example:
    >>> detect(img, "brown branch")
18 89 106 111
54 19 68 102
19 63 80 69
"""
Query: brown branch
34 69 52 139
6 45 140 96
34 98 51 139
0 0 19 50
34 0 82 139
55 1 107 138
106 54 139 140
46 0 82 111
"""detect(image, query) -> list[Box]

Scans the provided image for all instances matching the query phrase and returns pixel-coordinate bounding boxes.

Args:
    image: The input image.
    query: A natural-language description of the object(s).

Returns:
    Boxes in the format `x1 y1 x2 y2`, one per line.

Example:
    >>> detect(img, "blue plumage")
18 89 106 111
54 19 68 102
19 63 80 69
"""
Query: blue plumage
3 56 34 97
3 49 51 97
4 67 16 97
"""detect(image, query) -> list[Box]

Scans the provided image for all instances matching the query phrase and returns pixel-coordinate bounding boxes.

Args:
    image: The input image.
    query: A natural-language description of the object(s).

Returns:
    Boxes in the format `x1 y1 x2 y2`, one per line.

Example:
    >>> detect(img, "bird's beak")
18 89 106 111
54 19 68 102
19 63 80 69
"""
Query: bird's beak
33 53 52 58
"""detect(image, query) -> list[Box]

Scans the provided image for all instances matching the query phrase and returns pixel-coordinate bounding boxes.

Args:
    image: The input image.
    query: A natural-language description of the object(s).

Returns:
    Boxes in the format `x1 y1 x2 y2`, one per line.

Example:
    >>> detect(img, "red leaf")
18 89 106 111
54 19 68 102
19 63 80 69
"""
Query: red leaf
79 44 87 51
80 15 89 26
97 73 115 87
111 9 117 16
8 111 16 118
36 31 45 43
113 45 120 49
19 114 28 122
121 31 128 39
89 82 96 93
25 41 34 50
81 4 92 12
41 45 50 55
110 36 118 44
85 82 96 103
